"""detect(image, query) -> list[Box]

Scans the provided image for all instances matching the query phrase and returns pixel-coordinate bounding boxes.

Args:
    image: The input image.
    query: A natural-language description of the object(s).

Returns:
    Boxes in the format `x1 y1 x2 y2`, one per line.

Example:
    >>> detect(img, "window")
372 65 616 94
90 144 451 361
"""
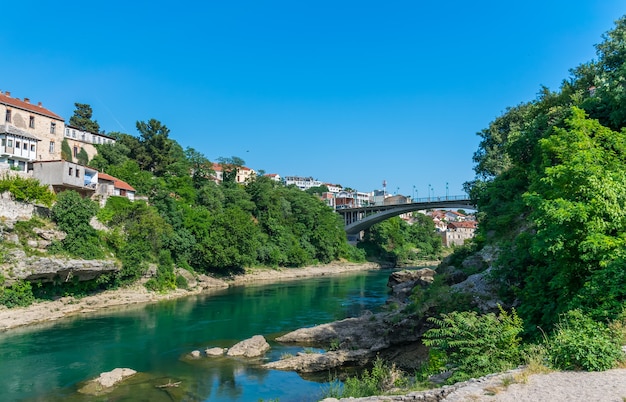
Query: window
49 141 55 153
72 130 76 138
73 146 78 157
7 139 13 147
1 139 5 146
65 128 70 137
68 167 73 176
81 133 85 141
5 109 11 122
30 144 35 152
15 141 20 149
92 135 96 143
23 142 27 150
29 116 35 128
50 122 56 134
76 169 80 178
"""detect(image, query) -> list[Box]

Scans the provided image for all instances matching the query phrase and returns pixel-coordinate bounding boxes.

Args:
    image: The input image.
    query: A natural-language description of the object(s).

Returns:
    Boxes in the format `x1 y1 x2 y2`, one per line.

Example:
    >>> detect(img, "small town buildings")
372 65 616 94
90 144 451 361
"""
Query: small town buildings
63 125 115 162
0 125 39 172
441 220 478 247
264 173 281 182
0 91 65 165
32 160 98 197
210 163 257 184
96 172 136 202
284 176 323 191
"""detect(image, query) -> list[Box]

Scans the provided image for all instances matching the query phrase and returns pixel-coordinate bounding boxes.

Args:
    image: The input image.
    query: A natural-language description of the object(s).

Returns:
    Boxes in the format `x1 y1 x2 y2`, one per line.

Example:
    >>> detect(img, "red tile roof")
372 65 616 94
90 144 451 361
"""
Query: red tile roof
448 221 477 229
98 172 135 192
0 92 64 121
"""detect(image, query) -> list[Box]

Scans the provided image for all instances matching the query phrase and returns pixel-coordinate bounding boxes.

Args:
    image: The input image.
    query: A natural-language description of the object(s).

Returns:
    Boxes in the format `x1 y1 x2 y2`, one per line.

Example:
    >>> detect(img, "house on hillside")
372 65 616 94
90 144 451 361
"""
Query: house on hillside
264 173 281 182
0 125 39 172
0 91 65 165
63 125 115 163
284 176 323 190
211 163 257 184
96 173 136 203
32 160 98 197
441 220 477 247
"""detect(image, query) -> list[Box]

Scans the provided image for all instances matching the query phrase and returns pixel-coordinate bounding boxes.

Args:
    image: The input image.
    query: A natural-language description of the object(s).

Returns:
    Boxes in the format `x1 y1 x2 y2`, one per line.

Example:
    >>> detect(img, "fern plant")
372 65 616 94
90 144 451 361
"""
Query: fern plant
422 306 524 383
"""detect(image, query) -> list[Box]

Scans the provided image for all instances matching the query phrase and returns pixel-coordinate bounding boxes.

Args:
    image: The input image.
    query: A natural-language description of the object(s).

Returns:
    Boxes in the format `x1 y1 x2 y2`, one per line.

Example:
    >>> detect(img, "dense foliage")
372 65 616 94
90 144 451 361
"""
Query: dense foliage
0 174 55 207
46 117 362 278
422 306 524 383
359 214 442 264
466 15 626 332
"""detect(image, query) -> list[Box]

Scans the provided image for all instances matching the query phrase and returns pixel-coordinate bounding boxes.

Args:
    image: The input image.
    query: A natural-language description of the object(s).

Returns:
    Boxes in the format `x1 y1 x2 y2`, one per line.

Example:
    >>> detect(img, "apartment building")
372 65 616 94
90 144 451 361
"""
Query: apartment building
0 91 65 169
63 125 115 162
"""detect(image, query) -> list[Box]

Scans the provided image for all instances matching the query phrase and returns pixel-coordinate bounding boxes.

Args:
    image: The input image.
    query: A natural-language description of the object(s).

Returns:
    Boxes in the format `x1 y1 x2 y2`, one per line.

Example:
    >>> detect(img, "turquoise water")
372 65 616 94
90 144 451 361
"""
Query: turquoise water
0 269 394 401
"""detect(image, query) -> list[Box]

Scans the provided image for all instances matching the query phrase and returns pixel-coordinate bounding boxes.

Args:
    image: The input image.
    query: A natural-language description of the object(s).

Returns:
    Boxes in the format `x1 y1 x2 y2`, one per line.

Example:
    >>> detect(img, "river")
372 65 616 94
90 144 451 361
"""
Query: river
0 269 396 401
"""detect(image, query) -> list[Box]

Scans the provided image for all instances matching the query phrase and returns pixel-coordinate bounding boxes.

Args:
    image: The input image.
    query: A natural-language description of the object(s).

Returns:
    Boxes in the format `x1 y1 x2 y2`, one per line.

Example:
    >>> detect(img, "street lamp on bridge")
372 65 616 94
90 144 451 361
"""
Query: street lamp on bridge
446 182 449 200
428 184 431 201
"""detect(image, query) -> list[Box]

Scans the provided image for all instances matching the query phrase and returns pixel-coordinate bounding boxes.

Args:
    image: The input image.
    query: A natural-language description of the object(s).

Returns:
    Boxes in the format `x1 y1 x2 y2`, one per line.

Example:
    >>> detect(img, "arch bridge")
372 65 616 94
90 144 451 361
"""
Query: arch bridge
335 195 474 235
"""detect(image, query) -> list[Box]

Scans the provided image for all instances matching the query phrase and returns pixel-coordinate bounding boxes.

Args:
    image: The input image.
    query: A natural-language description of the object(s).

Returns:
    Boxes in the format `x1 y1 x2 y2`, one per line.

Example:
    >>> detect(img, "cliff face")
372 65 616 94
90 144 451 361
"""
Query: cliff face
0 198 119 285
1 248 119 285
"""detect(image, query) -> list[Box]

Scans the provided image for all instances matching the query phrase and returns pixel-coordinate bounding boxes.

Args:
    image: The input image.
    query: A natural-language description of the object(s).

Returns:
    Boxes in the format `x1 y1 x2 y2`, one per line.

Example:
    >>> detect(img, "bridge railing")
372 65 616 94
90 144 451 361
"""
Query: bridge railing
411 195 470 204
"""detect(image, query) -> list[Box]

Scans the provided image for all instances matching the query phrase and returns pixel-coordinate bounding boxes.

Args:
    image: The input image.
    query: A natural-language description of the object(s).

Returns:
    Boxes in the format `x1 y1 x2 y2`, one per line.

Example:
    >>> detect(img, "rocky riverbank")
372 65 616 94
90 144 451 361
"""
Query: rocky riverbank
0 261 382 331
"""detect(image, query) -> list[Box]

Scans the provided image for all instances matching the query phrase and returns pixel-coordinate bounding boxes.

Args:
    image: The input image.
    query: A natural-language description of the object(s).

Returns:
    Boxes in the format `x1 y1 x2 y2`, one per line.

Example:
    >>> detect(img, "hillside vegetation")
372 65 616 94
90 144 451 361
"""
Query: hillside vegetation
325 14 626 400
0 105 444 306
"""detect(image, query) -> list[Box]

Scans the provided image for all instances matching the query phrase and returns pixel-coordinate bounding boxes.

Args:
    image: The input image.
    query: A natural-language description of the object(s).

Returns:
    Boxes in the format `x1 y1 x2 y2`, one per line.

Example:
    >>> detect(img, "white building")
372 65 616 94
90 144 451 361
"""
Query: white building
284 176 323 191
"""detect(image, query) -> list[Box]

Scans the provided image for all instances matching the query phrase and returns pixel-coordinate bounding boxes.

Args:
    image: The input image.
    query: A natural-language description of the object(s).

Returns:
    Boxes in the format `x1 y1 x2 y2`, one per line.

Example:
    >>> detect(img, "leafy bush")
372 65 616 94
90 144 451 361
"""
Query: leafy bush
144 250 176 292
51 190 104 259
422 306 524 383
0 174 55 206
546 309 623 371
324 357 407 399
0 276 35 308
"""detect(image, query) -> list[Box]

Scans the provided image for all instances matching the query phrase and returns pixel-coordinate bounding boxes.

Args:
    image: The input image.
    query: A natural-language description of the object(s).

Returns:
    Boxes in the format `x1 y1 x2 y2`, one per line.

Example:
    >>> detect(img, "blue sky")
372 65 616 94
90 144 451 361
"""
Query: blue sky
1 1 624 198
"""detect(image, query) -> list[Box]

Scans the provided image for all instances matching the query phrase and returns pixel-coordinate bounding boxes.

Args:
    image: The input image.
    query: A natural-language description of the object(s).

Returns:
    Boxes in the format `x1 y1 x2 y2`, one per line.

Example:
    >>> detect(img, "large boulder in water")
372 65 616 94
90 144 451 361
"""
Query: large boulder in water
226 335 270 358
264 349 370 373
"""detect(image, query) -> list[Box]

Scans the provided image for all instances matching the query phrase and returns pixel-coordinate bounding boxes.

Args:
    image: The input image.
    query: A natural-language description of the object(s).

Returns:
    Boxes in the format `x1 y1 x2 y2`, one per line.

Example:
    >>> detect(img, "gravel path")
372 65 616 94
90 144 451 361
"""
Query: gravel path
442 368 626 402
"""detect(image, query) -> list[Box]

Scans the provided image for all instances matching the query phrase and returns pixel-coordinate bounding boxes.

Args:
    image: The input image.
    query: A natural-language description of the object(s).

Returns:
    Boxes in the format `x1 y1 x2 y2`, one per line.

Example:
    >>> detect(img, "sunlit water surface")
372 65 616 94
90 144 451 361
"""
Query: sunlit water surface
0 269 398 401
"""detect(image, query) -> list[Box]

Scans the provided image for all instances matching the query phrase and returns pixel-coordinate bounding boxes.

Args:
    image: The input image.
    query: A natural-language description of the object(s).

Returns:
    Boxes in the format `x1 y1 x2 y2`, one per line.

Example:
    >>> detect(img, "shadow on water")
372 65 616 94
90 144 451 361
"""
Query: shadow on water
0 268 413 401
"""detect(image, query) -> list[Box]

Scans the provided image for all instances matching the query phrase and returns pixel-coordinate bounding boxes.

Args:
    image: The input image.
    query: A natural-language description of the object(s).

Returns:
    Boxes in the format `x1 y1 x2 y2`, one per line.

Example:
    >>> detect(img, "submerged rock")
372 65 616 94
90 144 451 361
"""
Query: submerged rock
205 347 226 356
78 368 137 395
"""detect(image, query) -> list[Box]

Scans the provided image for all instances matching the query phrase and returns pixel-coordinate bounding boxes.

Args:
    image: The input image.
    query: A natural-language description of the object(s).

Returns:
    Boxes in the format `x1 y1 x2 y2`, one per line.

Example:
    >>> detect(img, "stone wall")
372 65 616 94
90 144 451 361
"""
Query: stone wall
0 192 35 220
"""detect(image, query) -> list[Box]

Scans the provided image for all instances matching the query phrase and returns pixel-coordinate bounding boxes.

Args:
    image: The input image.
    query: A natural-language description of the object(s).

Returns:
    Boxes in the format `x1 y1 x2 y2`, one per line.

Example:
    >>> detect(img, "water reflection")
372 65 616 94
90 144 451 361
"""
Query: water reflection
0 269 398 401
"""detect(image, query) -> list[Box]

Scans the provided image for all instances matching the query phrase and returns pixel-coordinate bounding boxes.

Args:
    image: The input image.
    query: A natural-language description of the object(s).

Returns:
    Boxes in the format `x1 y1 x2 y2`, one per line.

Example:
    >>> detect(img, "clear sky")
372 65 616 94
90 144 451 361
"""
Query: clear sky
1 1 624 198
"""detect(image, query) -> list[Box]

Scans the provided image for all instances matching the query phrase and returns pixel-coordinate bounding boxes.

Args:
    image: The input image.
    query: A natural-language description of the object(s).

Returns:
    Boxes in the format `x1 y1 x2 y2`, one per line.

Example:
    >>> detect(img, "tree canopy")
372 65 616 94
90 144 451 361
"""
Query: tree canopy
467 15 626 332
69 103 100 134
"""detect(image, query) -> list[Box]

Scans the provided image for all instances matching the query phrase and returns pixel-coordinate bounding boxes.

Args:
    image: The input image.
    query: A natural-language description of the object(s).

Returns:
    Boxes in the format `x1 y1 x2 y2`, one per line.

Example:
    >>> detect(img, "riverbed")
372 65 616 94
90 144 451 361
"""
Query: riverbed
0 268 397 401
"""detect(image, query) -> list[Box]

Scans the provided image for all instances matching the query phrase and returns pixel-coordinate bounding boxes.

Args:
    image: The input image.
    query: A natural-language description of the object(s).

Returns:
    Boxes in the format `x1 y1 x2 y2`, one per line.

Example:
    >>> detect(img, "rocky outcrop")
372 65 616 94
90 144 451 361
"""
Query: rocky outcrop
226 335 270 358
451 267 503 313
1 249 119 284
276 310 390 351
264 349 371 373
78 368 137 395
387 268 436 303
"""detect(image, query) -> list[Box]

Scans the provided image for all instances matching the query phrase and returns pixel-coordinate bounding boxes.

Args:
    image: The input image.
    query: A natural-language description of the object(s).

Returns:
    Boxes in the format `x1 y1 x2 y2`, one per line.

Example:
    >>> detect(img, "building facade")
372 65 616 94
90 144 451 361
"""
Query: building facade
0 91 65 167
64 125 115 162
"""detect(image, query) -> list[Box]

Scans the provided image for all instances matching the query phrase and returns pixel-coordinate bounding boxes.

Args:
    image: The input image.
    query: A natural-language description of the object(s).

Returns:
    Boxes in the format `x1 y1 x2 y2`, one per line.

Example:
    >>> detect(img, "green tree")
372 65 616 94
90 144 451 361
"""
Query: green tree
69 103 100 133
134 119 184 176
51 190 103 259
